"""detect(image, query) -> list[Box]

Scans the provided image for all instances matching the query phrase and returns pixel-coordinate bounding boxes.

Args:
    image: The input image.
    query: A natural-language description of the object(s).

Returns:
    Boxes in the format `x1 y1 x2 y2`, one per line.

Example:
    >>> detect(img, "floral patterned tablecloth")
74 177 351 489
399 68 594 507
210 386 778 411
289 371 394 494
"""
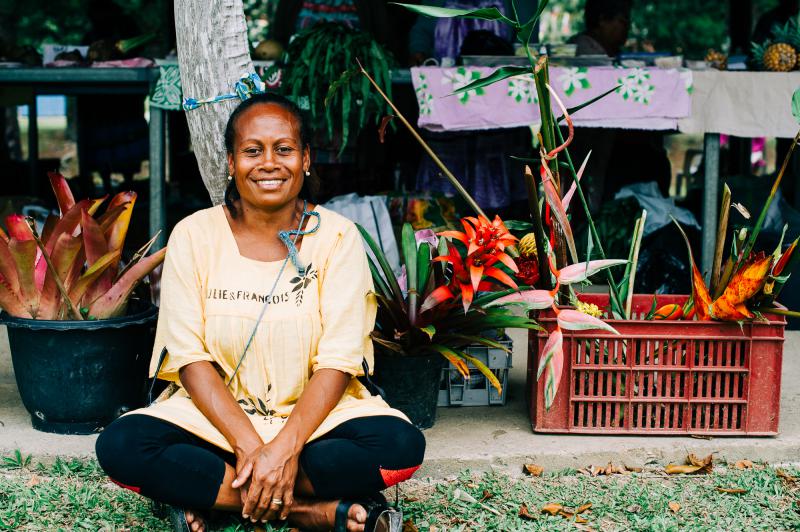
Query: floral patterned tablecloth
411 66 693 132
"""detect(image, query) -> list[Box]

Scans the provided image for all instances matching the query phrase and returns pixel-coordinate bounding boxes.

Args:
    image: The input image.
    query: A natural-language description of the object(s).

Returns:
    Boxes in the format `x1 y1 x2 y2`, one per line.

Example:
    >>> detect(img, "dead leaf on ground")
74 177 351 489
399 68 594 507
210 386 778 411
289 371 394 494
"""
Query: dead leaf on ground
624 465 643 473
690 434 713 440
627 504 642 513
465 482 479 489
574 515 589 524
518 504 536 520
716 487 748 494
576 503 592 514
667 454 714 475
25 475 41 487
479 489 493 502
402 519 419 532
668 501 681 512
735 460 754 470
777 469 798 483
523 463 544 476
665 464 705 475
541 503 563 516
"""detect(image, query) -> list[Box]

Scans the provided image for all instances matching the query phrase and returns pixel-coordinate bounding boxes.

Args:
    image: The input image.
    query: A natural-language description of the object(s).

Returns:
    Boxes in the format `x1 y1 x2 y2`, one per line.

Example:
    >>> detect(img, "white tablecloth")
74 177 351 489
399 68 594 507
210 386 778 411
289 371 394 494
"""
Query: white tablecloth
678 71 800 139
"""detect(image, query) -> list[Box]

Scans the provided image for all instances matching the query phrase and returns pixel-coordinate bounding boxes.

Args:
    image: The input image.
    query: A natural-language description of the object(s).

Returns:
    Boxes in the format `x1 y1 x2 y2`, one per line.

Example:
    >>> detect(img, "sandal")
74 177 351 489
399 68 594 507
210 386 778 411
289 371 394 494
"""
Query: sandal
334 493 402 532
168 506 191 532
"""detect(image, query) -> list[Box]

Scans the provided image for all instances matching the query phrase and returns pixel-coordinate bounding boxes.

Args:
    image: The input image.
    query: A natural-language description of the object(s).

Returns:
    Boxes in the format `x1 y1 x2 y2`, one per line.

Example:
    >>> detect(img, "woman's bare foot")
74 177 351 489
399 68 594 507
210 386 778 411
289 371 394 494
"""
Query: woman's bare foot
184 509 206 532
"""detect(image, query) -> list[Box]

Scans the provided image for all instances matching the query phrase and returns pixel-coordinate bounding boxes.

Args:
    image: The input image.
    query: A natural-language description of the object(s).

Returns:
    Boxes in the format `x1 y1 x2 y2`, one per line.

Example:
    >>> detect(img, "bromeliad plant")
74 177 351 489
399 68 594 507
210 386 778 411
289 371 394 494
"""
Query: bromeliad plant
358 218 541 395
359 216 624 402
0 172 166 321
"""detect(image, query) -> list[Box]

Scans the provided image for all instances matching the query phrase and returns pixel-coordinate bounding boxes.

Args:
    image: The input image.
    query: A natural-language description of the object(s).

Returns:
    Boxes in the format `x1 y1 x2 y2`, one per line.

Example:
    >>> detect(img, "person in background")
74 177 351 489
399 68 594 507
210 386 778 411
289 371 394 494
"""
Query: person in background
568 0 631 57
272 0 396 53
408 0 536 65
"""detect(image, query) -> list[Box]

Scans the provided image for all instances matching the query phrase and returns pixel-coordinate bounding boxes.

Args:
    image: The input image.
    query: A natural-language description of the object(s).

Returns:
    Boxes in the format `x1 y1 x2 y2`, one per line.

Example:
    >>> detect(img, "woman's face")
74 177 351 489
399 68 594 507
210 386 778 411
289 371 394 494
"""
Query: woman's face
227 103 310 212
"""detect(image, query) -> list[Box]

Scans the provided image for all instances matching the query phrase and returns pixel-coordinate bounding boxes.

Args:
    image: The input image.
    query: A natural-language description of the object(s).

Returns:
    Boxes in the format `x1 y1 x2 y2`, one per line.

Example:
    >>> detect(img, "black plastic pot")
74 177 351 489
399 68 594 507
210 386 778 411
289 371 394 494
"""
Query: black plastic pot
371 352 443 429
4 303 158 435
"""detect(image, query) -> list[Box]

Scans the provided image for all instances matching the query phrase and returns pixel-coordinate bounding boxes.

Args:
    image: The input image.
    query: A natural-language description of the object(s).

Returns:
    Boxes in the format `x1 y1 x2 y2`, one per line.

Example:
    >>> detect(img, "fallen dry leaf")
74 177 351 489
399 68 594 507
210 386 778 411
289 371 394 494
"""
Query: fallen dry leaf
518 504 536 520
667 454 714 475
627 504 641 513
668 501 681 512
777 469 798 483
735 460 754 470
604 462 614 475
574 515 589 524
403 497 419 503
541 503 563 516
402 519 419 532
690 434 713 440
25 475 41 488
624 465 643 473
479 489 493 503
465 482 479 489
716 487 748 494
523 463 544 477
576 503 592 514
665 464 704 475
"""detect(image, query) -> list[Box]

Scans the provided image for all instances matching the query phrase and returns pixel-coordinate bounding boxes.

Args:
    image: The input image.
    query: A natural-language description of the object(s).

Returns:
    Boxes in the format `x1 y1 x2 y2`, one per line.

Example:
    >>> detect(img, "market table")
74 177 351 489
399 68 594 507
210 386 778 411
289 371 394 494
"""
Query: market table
409 66 800 274
0 67 166 248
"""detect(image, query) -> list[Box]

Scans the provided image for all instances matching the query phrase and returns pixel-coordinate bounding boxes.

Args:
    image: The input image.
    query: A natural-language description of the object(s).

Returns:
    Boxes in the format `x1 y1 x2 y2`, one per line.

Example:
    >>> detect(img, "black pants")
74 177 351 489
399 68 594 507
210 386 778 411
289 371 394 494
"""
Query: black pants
95 414 425 509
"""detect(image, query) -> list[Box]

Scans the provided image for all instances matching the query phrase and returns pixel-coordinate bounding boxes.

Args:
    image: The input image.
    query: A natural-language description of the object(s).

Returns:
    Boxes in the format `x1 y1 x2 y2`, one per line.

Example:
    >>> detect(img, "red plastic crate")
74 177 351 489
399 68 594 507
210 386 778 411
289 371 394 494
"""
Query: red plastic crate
528 294 786 436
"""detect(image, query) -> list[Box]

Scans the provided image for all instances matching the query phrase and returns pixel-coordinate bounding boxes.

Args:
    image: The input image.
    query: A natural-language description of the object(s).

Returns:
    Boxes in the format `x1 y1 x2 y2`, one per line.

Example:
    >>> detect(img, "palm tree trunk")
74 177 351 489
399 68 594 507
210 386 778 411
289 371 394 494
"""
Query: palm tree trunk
174 0 253 204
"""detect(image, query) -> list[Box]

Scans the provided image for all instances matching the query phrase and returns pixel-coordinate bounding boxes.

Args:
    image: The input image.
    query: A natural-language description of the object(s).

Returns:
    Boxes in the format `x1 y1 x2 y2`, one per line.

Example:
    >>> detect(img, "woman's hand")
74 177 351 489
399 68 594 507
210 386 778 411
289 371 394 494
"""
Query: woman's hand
232 437 300 523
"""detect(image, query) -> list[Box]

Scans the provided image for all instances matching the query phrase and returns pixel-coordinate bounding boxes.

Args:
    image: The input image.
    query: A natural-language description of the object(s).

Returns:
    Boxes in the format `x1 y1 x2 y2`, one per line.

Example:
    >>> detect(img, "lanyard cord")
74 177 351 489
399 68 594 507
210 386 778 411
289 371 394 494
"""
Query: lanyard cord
226 200 320 387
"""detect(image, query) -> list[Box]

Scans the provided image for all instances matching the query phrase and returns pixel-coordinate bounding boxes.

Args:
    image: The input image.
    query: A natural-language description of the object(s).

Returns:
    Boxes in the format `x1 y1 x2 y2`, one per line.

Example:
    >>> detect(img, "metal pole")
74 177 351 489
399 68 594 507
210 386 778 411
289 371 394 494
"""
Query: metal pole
149 105 166 250
701 133 720 279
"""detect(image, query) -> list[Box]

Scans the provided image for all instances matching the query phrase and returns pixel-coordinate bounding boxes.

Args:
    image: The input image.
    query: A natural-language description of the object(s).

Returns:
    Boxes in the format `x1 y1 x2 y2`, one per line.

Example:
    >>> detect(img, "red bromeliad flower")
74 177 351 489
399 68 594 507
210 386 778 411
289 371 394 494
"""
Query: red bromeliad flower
431 216 520 313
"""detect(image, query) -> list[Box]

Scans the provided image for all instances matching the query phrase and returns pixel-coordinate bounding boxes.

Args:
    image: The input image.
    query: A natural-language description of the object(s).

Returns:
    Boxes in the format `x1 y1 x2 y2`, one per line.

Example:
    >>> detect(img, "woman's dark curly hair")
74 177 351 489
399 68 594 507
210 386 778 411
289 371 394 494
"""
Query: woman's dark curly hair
224 92 319 217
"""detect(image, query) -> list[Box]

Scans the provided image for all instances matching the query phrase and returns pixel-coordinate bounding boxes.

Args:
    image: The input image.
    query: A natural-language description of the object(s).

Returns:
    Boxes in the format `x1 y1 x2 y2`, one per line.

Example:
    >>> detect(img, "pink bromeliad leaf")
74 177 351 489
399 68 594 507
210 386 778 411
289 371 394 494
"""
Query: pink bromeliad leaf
557 309 620 335
558 259 628 285
489 289 554 309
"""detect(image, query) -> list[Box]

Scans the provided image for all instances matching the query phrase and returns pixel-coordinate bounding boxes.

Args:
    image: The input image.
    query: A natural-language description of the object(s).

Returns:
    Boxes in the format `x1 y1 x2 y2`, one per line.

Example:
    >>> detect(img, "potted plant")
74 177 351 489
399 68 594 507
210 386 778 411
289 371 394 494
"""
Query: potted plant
358 217 540 428
1 172 166 434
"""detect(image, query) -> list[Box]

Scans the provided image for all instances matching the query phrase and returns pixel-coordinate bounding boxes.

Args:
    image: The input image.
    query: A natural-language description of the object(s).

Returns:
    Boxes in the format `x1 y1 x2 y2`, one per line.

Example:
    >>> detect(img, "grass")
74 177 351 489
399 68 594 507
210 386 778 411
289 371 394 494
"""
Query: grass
1 451 798 531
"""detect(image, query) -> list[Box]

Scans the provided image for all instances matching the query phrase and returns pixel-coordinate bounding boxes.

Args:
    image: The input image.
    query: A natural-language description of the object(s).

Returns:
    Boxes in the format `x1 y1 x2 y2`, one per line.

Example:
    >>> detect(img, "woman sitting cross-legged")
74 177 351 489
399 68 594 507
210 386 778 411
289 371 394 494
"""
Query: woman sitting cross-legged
95 92 425 532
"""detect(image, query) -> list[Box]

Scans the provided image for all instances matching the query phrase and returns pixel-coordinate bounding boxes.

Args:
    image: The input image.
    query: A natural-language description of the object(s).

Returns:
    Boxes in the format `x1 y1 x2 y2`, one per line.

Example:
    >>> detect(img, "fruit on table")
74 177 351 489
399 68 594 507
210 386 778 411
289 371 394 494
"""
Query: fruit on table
763 42 797 71
705 49 727 70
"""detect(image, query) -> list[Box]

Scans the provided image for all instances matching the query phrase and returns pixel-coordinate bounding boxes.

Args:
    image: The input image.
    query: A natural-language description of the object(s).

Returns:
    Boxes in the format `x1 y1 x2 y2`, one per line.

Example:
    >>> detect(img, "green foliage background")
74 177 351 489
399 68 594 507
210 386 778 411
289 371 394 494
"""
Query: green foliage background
543 0 782 58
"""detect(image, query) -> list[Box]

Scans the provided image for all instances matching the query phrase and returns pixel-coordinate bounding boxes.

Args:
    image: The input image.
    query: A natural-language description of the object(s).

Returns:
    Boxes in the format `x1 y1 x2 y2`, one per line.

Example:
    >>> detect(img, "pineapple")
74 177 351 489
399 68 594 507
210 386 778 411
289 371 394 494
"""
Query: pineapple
705 49 727 70
752 21 800 71
518 233 538 258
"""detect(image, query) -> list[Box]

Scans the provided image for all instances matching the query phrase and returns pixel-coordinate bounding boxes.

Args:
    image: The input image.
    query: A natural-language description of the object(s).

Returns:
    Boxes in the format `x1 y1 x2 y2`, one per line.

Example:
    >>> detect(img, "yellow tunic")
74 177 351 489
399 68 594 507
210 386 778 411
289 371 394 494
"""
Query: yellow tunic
129 205 407 452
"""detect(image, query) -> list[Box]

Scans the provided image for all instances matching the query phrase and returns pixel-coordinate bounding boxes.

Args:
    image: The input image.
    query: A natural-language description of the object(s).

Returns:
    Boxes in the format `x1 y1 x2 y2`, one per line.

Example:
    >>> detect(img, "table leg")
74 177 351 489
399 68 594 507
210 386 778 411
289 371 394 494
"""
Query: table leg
28 96 39 196
149 105 166 249
701 133 720 280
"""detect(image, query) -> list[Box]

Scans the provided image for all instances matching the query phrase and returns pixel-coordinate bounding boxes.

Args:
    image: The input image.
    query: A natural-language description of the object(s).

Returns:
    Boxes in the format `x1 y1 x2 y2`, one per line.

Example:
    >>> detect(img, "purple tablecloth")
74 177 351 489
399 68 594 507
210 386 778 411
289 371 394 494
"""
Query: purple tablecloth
412 66 693 132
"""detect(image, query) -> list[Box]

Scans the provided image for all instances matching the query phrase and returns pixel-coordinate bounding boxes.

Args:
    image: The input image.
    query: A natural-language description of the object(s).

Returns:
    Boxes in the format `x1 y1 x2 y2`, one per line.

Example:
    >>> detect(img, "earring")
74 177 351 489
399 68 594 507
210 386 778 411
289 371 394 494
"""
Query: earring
304 170 310 177
227 174 233 182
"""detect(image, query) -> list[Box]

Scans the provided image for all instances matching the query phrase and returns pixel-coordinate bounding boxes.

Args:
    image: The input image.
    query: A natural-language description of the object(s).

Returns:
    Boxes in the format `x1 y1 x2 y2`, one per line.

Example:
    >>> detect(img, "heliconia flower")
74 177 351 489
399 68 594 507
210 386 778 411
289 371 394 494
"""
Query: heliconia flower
653 303 683 320
557 309 620 335
488 289 554 309
719 251 772 306
558 259 628 285
773 238 797 277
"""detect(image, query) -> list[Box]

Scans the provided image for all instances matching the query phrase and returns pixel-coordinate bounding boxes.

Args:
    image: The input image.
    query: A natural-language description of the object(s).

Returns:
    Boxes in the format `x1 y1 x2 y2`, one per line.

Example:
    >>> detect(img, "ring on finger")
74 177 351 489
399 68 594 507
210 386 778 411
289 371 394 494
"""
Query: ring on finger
271 498 283 506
